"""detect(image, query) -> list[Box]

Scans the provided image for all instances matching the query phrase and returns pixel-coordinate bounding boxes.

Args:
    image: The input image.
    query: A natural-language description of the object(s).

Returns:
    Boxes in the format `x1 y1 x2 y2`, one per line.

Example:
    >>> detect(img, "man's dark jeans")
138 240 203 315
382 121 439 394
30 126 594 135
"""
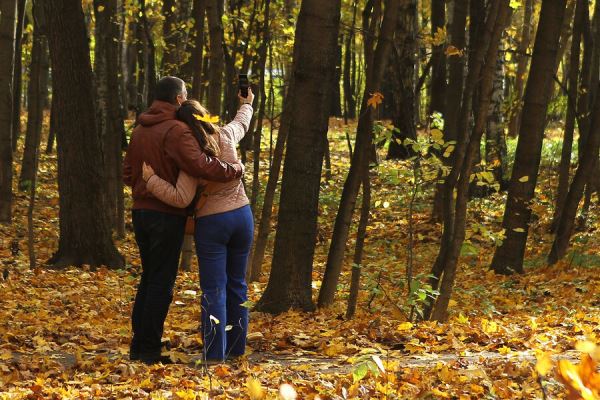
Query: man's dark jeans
130 209 186 359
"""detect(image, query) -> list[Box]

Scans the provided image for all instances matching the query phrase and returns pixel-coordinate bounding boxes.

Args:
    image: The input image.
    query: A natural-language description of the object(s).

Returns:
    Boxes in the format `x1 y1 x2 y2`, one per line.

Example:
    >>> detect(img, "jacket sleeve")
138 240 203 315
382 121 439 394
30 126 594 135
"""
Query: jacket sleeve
145 171 197 208
123 147 133 187
221 104 253 144
165 126 243 182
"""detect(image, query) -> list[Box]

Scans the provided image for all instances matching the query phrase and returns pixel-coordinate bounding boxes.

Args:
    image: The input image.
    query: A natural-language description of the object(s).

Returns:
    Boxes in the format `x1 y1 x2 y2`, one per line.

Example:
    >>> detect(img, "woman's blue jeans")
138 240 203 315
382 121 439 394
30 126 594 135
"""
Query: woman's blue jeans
194 205 253 361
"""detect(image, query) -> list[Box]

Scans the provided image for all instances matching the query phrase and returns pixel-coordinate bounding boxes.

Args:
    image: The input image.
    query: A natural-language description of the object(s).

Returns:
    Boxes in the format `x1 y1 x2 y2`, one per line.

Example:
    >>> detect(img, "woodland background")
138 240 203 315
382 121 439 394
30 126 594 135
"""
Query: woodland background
0 0 599 398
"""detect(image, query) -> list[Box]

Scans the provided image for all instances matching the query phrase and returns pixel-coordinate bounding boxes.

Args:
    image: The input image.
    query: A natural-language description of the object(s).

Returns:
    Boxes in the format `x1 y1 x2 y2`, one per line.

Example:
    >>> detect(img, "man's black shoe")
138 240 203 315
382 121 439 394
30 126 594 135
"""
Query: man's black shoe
140 355 174 365
129 340 172 361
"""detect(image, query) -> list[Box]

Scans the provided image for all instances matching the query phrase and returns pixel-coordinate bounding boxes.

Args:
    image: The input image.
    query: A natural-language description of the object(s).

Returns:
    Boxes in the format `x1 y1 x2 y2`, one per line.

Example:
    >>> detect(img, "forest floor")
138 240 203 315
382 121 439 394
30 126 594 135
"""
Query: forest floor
1 119 600 399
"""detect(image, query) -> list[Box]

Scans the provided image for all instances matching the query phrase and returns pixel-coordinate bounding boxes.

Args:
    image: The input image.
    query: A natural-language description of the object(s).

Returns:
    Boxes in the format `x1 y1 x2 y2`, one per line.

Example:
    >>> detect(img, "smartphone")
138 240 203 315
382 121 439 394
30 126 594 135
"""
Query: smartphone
239 74 249 98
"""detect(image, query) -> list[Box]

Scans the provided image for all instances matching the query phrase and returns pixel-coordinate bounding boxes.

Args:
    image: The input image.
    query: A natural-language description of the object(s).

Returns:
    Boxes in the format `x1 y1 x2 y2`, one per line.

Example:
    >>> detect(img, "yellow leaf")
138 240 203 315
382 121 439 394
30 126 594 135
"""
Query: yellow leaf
431 387 451 398
194 113 220 123
443 145 455 158
445 45 463 57
529 317 538 330
512 227 525 233
456 313 469 324
247 378 265 400
481 319 498 334
509 0 522 9
97 5 105 12
535 352 553 376
367 92 384 109
498 345 512 355
518 176 529 182
397 322 413 331
323 342 346 357
470 384 485 394
431 128 444 143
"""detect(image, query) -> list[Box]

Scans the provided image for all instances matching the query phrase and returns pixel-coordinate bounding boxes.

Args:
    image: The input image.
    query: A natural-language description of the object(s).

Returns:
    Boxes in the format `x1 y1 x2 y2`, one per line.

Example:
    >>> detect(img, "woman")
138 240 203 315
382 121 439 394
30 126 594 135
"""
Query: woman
142 89 254 362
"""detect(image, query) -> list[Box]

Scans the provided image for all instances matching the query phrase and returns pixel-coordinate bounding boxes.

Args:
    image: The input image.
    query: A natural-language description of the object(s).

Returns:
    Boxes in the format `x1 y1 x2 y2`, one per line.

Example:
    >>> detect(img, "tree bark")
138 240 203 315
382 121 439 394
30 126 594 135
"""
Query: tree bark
551 0 584 233
346 172 371 319
43 0 124 268
11 0 26 153
249 0 271 212
318 0 401 308
94 0 126 238
343 1 358 121
255 0 342 314
485 42 507 189
432 0 468 221
160 0 179 75
548 82 600 265
386 0 418 160
139 0 156 107
191 0 207 100
206 0 224 115
431 1 512 321
46 97 56 154
429 0 446 118
490 0 567 275
19 0 49 192
330 37 343 117
0 0 18 223
507 0 533 138
247 99 289 282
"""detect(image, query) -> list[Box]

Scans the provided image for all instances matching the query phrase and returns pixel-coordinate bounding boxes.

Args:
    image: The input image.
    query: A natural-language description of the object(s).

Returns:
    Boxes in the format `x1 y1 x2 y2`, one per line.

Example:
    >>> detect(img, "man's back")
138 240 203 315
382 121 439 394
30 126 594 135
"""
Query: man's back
124 100 242 216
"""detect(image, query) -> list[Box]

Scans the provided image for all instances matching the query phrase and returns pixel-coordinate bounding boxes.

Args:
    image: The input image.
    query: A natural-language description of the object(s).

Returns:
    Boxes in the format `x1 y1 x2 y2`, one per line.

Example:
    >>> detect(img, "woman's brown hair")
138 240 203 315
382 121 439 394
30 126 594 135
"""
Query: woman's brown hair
176 100 220 157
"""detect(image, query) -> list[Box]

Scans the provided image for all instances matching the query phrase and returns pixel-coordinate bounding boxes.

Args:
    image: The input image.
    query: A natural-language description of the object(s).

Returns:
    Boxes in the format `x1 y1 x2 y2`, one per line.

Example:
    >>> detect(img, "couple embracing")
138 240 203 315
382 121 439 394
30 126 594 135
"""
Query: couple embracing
123 76 255 365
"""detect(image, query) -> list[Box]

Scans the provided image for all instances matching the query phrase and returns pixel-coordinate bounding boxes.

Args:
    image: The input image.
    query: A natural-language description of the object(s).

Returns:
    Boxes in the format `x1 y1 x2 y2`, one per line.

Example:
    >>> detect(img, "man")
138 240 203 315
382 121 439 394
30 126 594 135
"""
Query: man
123 76 243 364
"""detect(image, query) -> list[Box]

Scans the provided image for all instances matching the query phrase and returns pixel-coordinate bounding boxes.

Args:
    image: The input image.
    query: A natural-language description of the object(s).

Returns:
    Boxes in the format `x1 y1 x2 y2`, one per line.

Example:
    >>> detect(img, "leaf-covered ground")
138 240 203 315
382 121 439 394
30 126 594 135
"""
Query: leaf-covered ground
1 121 599 399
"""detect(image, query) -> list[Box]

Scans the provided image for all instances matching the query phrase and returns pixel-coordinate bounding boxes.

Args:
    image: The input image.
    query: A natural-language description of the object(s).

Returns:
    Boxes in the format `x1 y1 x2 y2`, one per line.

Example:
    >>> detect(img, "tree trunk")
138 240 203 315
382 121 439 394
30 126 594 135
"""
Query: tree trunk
346 172 371 319
160 0 179 75
19 1 49 191
318 0 401 308
485 41 507 189
139 0 156 107
551 0 584 233
343 1 358 121
135 20 147 113
429 0 446 118
94 0 126 238
179 234 194 271
490 0 567 275
254 0 342 314
43 0 124 268
431 1 512 321
386 0 418 160
508 0 533 138
46 97 56 154
432 0 468 221
125 19 138 112
330 37 343 117
548 82 600 265
11 0 26 153
0 0 18 223
191 0 207 100
206 0 224 115
249 0 271 212
247 99 289 282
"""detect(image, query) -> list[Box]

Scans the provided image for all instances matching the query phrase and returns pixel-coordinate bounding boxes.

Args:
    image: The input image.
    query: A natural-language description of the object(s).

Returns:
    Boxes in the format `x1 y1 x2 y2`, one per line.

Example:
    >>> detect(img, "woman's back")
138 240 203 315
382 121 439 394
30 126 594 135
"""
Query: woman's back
195 104 253 217
144 103 253 216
